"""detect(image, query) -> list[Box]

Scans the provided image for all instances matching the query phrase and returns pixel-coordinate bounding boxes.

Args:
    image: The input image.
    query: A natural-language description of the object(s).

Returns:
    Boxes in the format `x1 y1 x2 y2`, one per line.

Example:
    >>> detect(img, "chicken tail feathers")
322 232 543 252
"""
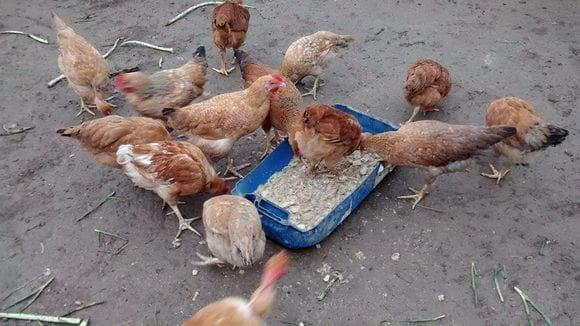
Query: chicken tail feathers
543 125 568 148
56 126 79 137
193 45 206 58
116 144 135 166
51 12 68 32
487 125 517 141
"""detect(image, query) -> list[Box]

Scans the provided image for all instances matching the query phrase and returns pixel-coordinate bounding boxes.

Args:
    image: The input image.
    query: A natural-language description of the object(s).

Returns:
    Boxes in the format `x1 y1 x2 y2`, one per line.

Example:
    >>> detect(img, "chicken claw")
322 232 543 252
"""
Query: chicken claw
225 159 251 178
76 98 95 117
170 204 201 247
481 163 510 185
212 66 236 76
398 186 430 209
404 106 421 124
192 252 225 267
301 76 322 99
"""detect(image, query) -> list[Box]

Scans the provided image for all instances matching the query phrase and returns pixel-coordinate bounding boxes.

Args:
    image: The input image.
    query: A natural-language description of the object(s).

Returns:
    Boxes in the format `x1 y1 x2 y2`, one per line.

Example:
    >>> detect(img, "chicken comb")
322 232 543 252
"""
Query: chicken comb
272 74 285 83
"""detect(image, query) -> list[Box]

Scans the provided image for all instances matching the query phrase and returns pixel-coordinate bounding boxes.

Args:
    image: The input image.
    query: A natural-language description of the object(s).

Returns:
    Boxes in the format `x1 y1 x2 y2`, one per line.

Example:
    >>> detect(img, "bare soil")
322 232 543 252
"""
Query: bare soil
1 0 578 325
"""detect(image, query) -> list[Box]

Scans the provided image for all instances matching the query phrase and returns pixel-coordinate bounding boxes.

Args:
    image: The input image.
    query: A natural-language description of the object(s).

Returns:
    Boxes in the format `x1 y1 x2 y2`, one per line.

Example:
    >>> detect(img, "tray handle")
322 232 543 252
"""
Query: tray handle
245 194 291 225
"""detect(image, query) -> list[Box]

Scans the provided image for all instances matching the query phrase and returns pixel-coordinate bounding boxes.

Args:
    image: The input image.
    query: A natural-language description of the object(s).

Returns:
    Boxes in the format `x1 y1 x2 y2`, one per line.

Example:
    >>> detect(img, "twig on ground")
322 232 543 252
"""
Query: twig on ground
158 57 163 69
3 276 55 312
77 191 117 222
109 66 140 78
470 261 478 306
0 31 48 44
0 124 34 136
0 269 51 303
61 301 104 317
381 314 447 324
95 229 129 255
514 286 552 326
154 308 160 326
165 1 261 26
317 271 344 301
494 268 504 303
0 312 86 325
119 40 174 53
416 204 445 213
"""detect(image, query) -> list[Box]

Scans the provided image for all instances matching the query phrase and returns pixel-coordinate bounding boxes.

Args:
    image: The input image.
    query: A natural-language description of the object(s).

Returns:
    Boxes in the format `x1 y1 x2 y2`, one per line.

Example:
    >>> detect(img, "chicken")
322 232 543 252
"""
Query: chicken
235 49 304 158
403 59 452 123
116 141 229 246
185 251 289 326
57 115 170 168
360 121 516 208
163 74 286 177
294 104 362 174
52 12 113 116
280 31 354 99
194 195 265 267
481 97 569 184
211 0 250 75
114 46 207 119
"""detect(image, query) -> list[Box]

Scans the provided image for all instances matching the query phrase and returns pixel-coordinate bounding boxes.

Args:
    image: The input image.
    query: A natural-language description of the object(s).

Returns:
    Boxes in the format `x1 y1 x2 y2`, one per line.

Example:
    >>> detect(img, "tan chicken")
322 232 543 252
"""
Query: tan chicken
211 0 250 75
403 59 452 123
185 251 289 326
481 97 569 184
235 49 304 158
116 141 229 246
194 195 265 267
57 115 170 168
295 104 362 174
114 46 207 119
281 31 354 99
163 74 286 177
52 12 114 116
360 121 516 208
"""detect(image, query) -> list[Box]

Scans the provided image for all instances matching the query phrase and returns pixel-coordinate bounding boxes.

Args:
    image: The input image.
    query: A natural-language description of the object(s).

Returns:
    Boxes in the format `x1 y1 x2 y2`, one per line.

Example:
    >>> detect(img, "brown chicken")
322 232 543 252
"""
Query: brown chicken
114 46 207 119
281 31 354 99
481 97 569 184
116 141 229 246
403 59 452 123
194 195 265 267
235 49 304 158
295 104 362 174
361 121 516 208
57 115 170 168
211 0 250 75
163 74 286 177
52 12 113 116
185 251 289 326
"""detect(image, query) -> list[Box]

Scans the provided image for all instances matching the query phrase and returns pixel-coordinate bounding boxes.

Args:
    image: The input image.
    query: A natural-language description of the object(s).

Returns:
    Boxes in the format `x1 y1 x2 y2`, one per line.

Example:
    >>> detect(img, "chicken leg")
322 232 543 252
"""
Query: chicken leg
225 158 251 179
405 106 421 124
169 204 201 247
302 76 321 99
212 49 235 76
481 163 510 184
76 97 96 116
192 252 225 267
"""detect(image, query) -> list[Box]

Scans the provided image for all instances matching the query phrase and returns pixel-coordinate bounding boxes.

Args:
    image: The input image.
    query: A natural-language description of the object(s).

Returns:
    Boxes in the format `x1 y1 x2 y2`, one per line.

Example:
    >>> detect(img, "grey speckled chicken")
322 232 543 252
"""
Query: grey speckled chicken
195 195 265 267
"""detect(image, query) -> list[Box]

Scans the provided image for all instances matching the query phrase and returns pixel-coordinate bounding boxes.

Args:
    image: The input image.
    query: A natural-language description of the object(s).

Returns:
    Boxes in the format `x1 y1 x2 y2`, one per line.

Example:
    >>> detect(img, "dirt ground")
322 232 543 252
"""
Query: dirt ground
1 0 578 325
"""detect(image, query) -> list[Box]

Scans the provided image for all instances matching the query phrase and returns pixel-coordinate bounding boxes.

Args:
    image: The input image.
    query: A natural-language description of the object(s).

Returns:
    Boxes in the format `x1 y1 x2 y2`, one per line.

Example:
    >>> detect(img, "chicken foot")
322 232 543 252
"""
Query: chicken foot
169 204 201 248
192 252 226 267
481 163 510 185
400 160 470 209
76 98 96 116
225 158 251 178
301 76 322 99
212 50 235 76
405 106 421 124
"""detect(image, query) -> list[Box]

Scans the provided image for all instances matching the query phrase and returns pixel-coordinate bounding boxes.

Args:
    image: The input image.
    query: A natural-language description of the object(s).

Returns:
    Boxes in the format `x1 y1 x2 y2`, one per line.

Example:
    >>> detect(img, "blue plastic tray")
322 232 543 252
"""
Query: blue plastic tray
232 104 398 249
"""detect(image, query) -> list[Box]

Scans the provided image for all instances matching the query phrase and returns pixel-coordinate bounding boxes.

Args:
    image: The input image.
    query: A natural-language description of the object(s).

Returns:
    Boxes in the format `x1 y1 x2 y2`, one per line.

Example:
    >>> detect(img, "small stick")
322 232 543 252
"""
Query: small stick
109 66 140 78
47 75 66 88
119 40 174 54
94 229 129 255
14 276 55 312
0 270 51 303
61 301 104 317
158 57 163 69
0 31 48 44
0 124 34 136
514 287 534 326
165 1 260 26
77 191 117 222
388 314 447 323
470 261 478 306
514 287 552 326
317 271 343 301
416 204 445 213
0 312 85 325
153 308 160 326
493 268 504 303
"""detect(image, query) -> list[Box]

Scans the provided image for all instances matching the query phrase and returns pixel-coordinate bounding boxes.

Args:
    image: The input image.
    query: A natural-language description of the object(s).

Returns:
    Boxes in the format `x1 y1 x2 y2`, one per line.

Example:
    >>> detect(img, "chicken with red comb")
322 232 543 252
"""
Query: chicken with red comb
184 251 289 326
